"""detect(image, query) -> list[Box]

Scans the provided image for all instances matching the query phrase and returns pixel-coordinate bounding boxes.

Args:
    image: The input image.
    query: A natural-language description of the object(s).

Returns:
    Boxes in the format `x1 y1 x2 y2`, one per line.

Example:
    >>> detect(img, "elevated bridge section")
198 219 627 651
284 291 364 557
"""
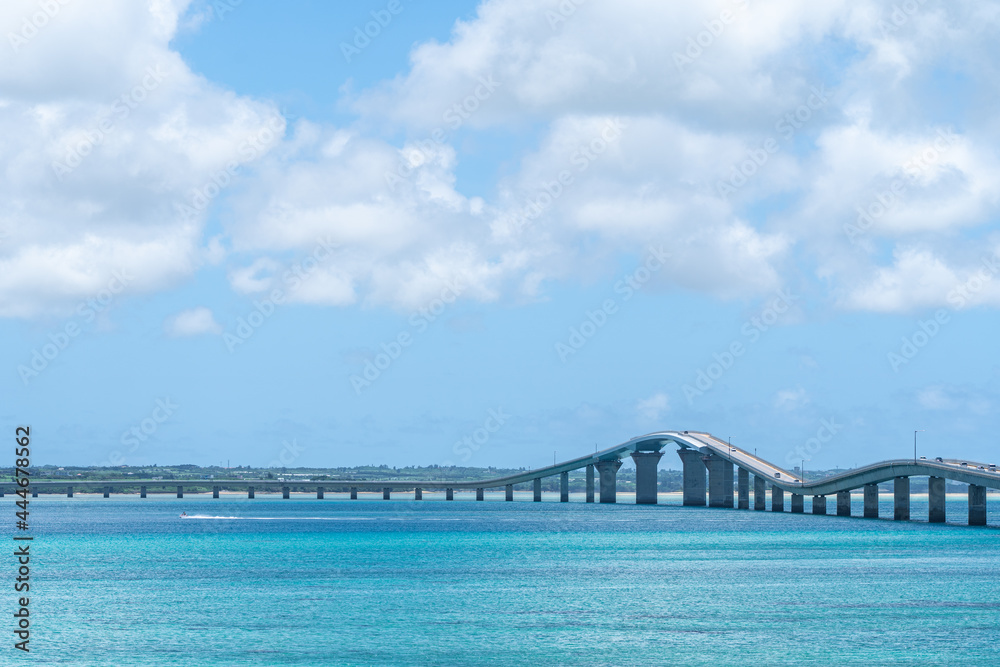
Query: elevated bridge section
5 430 997 525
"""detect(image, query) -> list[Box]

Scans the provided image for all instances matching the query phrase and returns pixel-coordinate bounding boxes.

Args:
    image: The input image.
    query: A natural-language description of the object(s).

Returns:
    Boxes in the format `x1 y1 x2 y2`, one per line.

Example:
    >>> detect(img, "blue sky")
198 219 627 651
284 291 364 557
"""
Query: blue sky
2 0 1000 470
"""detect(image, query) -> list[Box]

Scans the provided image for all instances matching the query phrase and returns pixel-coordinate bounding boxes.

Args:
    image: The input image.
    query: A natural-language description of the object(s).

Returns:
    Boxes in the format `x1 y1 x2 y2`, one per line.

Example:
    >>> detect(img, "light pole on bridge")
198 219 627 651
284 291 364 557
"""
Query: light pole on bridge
914 430 925 463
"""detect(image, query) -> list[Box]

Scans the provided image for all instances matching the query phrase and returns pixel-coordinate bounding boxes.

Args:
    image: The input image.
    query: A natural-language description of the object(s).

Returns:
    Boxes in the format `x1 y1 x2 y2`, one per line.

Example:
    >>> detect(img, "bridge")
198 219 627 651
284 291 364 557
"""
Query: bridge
7 431 998 526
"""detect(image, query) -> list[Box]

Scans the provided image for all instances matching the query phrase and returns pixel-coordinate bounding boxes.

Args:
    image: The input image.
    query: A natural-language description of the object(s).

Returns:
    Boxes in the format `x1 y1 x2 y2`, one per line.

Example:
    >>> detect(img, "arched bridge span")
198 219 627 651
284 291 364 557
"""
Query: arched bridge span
7 430 997 525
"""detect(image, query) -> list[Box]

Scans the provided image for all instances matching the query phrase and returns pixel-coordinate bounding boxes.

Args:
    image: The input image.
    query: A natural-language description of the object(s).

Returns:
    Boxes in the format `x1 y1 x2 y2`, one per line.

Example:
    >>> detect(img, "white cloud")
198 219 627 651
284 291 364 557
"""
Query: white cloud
228 258 280 295
165 306 221 337
917 385 992 416
842 248 960 312
805 122 996 231
0 230 198 318
636 392 670 421
287 267 356 306
918 386 953 410
841 246 1000 312
337 0 1000 310
350 0 856 130
774 386 809 411
0 0 283 318
6 0 1000 318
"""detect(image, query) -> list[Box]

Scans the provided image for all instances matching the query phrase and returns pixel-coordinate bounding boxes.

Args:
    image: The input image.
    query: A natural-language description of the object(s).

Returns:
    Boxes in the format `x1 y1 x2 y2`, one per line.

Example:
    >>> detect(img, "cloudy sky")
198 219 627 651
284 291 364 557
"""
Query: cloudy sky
3 0 999 470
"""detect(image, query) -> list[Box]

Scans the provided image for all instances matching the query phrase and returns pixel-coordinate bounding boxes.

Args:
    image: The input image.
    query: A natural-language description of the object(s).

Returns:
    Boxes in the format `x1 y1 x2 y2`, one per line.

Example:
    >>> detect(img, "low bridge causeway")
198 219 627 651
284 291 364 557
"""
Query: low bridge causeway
5 431 997 526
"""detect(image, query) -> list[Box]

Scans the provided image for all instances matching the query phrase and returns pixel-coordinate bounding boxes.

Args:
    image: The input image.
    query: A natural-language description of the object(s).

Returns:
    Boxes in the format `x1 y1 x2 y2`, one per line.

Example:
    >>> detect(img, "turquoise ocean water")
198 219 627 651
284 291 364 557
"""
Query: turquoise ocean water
14 493 1000 665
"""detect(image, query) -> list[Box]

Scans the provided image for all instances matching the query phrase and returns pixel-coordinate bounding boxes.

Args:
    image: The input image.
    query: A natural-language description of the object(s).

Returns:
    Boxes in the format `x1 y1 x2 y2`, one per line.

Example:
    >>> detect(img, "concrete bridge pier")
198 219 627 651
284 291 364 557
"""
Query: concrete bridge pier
737 468 749 509
585 465 595 503
678 449 706 506
476 488 484 501
177 486 183 499
248 486 255 499
864 484 879 518
753 475 767 512
505 484 513 501
414 488 422 500
350 487 357 500
722 463 734 507
317 487 325 500
212 486 220 499
969 484 987 526
383 488 391 500
631 451 662 505
533 478 542 502
104 487 110 498
32 489 38 498
446 488 454 501
928 477 946 523
771 485 784 512
282 487 290 499
595 459 622 504
704 454 730 508
754 475 766 511
894 477 909 521
67 486 73 498
560 471 569 503
837 490 851 516
812 495 826 515
139 486 145 498
791 494 804 513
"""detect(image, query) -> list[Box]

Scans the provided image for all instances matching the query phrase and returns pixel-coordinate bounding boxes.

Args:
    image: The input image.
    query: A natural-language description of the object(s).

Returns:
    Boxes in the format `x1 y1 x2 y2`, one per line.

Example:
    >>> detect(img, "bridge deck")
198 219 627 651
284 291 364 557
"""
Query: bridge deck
4 430 998 494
